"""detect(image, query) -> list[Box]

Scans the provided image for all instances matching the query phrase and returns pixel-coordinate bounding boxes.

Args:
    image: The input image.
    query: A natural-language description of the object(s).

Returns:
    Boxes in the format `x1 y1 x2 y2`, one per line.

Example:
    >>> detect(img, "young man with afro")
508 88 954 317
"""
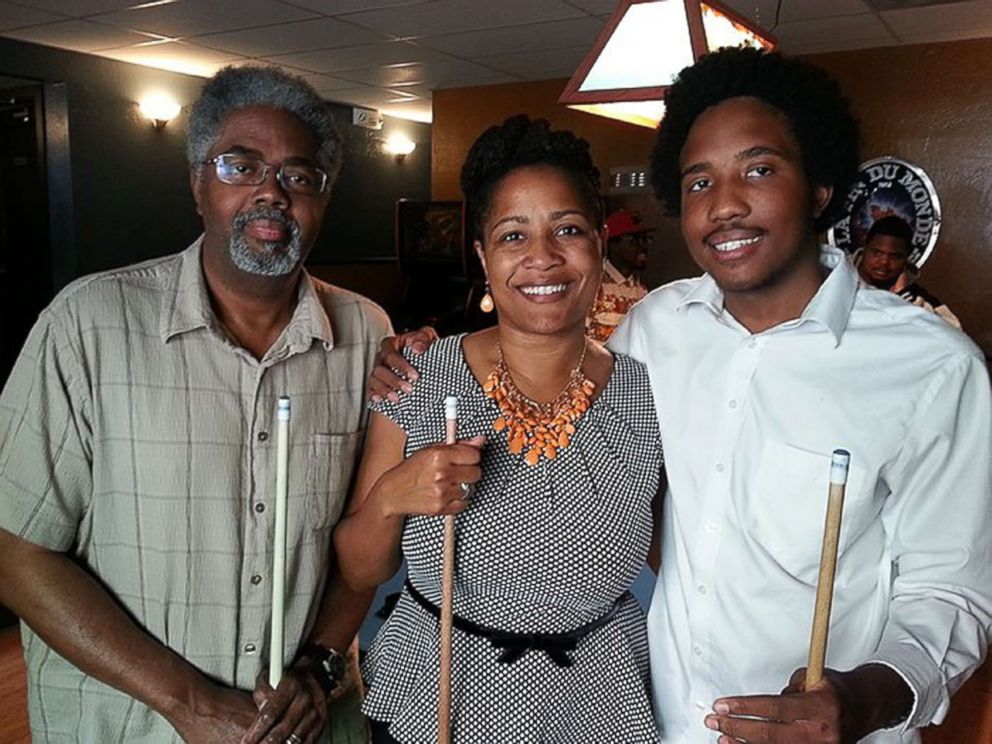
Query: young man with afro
608 46 991 743
372 47 991 744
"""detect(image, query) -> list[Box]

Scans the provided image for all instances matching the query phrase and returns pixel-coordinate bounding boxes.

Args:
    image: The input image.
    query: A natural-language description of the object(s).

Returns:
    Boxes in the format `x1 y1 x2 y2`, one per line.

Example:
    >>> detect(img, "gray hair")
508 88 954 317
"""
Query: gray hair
186 65 342 182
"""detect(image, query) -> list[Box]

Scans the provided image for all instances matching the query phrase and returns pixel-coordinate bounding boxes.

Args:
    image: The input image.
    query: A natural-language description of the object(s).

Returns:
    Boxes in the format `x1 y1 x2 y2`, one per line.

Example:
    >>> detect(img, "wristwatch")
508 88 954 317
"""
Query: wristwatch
300 643 347 696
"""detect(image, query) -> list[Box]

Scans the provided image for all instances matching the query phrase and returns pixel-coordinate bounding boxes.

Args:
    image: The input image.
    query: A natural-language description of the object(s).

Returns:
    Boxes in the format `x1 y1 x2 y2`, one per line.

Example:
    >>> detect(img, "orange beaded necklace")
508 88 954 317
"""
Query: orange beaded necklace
482 341 595 466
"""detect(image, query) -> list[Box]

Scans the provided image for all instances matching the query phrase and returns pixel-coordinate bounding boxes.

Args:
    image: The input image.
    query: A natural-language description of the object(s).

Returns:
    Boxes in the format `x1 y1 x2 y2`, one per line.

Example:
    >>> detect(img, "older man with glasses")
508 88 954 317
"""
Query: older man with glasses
0 66 390 743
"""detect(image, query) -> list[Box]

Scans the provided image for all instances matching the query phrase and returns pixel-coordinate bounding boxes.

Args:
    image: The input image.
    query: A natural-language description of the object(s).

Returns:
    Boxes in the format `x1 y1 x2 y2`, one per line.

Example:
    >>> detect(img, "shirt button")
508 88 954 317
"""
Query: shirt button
693 644 702 656
715 463 725 473
695 700 707 711
697 583 707 595
244 643 257 654
258 431 269 442
728 399 737 409
705 521 717 533
251 574 263 585
254 502 265 513
748 339 758 349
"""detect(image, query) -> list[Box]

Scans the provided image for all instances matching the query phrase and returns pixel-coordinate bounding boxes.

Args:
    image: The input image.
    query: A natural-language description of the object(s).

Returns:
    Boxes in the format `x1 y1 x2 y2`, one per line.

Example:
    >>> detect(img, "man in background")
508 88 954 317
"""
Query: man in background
0 66 389 742
857 215 961 327
587 208 654 342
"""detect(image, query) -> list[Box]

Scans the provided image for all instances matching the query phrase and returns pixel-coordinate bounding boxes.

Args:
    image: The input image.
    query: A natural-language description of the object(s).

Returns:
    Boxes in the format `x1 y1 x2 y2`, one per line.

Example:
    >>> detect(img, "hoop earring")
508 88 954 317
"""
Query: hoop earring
479 284 494 313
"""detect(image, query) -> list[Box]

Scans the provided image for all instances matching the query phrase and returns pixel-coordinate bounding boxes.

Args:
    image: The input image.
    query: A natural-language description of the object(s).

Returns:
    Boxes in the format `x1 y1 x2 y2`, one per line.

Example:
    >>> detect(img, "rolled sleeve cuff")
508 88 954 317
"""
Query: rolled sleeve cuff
868 643 945 733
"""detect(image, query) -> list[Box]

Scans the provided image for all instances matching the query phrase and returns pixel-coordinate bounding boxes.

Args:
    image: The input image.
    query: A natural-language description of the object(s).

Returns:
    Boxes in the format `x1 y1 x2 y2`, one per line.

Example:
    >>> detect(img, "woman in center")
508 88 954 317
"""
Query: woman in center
334 115 663 743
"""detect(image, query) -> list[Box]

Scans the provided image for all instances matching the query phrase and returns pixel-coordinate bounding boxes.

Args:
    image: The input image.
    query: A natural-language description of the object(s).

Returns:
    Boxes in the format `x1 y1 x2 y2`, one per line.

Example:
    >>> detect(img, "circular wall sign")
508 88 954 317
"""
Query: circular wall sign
827 156 941 268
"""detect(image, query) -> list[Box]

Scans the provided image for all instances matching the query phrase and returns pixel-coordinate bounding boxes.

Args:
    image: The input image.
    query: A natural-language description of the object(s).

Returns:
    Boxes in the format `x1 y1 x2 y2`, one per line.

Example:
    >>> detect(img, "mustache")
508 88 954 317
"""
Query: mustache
704 222 761 243
232 207 299 235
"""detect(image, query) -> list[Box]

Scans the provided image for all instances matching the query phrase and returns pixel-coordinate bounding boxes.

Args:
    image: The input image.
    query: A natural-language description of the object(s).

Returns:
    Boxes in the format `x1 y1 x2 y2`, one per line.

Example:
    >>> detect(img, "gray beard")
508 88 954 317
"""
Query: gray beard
228 208 303 277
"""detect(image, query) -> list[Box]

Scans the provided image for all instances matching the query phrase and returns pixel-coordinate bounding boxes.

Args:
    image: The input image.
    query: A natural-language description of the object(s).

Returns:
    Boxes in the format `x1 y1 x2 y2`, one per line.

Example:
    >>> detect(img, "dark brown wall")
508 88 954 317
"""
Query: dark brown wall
432 79 655 201
430 78 696 291
807 38 992 355
432 39 992 355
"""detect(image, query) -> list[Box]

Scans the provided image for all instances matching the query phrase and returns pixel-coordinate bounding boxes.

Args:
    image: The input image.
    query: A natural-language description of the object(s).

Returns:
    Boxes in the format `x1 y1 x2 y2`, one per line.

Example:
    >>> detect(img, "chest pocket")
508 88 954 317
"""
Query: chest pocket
749 439 870 583
306 430 364 530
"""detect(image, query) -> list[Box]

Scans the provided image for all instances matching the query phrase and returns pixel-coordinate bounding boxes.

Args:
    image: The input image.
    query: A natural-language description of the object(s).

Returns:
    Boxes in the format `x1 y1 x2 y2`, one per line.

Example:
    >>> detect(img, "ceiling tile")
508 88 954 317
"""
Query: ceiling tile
340 58 503 87
776 0 873 23
561 0 617 14
417 15 604 57
94 0 317 38
395 75 519 96
194 17 389 56
284 0 432 12
323 85 417 107
265 40 450 73
1 19 161 51
283 70 360 92
13 0 141 15
345 0 586 37
773 13 897 52
790 36 899 55
0 1 66 31
881 0 992 37
718 0 872 26
432 73 520 89
475 44 587 79
97 39 242 76
379 101 432 123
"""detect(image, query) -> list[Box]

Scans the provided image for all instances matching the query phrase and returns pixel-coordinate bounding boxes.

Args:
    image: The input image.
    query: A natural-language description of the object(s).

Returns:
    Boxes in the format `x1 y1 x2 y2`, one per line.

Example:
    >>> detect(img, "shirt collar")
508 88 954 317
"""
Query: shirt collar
603 258 641 286
160 235 335 353
603 259 627 284
677 244 858 346
160 236 213 342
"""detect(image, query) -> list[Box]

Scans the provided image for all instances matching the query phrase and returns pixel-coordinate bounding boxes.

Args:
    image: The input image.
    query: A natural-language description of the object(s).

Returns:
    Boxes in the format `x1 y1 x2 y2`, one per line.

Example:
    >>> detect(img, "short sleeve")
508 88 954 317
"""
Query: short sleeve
0 308 94 550
368 346 426 434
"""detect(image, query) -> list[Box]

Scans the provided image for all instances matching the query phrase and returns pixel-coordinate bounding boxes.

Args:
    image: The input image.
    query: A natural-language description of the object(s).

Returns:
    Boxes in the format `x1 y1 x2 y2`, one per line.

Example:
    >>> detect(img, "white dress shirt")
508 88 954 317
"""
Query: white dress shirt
609 246 992 743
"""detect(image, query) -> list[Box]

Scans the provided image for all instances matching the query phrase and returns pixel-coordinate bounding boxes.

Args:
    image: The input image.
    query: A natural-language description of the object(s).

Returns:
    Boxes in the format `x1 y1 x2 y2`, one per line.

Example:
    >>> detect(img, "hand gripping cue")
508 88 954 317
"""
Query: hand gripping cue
806 449 850 687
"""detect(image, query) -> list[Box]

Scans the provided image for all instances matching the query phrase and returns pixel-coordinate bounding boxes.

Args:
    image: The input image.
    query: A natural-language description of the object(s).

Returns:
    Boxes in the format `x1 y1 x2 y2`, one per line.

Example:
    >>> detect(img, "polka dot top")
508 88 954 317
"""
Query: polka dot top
362 334 664 743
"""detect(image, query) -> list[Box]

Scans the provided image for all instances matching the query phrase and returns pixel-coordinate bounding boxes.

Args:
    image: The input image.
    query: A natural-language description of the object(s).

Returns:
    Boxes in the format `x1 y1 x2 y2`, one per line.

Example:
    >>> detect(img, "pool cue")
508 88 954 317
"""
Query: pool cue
439 395 458 744
806 449 850 687
269 396 291 689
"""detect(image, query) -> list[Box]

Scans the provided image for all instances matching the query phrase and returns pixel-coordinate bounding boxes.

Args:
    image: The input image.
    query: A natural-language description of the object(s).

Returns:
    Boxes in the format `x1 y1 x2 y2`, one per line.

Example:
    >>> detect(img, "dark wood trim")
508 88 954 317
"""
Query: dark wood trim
701 0 778 50
558 0 638 105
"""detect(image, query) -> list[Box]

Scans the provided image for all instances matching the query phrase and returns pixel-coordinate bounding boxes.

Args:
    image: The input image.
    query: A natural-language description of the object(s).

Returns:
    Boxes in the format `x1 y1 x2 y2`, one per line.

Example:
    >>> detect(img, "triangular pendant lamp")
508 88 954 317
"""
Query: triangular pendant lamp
559 0 775 128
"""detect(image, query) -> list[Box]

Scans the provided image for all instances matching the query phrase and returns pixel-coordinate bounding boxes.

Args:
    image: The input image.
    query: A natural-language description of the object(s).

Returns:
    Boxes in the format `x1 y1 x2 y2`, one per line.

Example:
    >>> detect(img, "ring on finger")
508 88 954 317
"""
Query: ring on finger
458 482 473 499
286 734 303 744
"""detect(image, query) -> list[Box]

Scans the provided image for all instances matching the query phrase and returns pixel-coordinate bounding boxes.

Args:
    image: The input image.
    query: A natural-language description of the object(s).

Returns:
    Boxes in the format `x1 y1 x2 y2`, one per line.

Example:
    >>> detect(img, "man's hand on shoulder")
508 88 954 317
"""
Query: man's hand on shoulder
704 664 913 744
369 326 438 403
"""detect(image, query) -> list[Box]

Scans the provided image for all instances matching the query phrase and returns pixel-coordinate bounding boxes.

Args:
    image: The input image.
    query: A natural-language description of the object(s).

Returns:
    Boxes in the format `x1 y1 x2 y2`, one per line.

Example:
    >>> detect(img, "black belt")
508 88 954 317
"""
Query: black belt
404 579 620 668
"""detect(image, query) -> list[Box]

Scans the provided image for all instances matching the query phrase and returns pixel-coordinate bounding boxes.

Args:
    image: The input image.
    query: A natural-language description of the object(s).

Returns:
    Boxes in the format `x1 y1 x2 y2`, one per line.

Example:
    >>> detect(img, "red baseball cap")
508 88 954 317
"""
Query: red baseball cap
605 209 654 239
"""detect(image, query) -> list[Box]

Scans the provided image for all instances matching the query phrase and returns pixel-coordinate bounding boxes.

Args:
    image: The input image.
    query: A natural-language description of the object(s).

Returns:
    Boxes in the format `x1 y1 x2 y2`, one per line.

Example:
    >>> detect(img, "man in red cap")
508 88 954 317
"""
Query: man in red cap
587 208 655 341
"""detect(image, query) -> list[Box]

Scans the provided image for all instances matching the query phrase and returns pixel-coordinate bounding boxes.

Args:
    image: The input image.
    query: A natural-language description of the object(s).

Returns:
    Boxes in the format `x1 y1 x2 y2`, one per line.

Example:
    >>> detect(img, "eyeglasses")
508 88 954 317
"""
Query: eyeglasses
203 153 328 195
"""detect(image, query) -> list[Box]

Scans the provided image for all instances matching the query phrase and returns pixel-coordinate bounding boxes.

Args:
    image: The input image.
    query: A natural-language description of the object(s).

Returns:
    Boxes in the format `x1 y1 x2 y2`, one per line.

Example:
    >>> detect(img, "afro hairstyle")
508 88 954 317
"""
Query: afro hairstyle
650 46 860 232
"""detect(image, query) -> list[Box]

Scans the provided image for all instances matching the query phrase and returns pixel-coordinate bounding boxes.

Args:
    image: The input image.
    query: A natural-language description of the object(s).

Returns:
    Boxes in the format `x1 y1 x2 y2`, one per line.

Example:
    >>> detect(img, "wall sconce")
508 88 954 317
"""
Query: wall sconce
139 94 181 130
383 133 416 162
